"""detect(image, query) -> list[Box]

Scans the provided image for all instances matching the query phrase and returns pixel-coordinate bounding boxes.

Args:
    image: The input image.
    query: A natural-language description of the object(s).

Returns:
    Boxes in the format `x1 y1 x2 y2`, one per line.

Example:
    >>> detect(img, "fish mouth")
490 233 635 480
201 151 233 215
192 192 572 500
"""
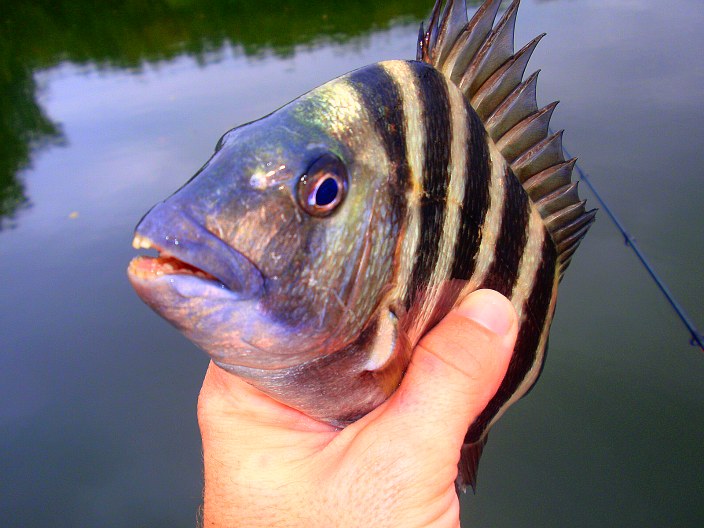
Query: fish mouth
128 233 263 299
129 234 223 286
127 206 264 301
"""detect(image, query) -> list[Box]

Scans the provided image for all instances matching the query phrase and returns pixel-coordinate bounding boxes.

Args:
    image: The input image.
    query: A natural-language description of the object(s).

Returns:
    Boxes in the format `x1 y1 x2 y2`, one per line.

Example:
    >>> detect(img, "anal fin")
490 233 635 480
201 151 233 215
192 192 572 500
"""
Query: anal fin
456 434 489 493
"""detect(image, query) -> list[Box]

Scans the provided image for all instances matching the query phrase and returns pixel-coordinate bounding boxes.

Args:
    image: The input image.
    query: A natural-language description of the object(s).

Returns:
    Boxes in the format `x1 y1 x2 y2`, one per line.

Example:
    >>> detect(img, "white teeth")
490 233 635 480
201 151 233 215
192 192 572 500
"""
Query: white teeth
132 235 153 250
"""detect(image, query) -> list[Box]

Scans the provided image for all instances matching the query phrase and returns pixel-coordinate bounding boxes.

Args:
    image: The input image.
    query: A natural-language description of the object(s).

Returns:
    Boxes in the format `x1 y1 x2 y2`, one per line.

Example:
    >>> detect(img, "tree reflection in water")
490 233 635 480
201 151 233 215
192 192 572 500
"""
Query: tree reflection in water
0 0 448 228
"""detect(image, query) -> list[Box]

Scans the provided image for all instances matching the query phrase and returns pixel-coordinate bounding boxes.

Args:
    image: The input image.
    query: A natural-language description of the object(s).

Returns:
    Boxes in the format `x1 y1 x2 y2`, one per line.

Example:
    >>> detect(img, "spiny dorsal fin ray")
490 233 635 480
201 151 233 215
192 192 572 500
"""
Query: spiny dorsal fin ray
524 158 576 199
512 129 565 183
471 33 545 121
543 199 587 233
497 101 558 162
556 215 595 253
485 70 540 142
535 181 580 217
435 0 469 65
445 0 502 83
418 0 594 271
459 0 519 97
420 0 502 83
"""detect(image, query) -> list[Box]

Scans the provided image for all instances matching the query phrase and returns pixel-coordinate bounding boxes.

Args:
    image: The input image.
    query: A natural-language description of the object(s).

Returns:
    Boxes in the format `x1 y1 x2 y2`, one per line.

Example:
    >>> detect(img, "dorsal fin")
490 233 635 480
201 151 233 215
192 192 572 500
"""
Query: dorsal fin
418 0 595 273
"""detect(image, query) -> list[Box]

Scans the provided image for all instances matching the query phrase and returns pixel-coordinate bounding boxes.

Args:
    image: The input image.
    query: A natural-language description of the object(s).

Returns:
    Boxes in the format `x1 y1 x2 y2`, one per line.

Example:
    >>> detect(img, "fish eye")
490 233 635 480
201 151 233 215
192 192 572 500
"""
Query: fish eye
296 154 348 217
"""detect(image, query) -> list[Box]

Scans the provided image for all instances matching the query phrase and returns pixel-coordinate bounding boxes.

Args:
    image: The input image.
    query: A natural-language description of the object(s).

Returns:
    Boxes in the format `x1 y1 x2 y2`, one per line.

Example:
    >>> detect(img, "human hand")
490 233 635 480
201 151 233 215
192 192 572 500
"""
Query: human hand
197 289 518 528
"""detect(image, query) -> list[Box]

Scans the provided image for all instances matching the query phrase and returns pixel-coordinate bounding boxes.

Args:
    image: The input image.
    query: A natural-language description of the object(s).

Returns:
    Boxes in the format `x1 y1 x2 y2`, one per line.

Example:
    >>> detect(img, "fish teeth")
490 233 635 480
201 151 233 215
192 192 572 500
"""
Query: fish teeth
132 234 153 250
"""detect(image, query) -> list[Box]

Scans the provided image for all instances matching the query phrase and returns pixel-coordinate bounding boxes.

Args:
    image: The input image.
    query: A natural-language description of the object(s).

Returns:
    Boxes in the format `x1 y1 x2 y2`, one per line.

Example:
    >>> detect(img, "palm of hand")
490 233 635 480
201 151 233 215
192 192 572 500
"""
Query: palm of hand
198 289 517 528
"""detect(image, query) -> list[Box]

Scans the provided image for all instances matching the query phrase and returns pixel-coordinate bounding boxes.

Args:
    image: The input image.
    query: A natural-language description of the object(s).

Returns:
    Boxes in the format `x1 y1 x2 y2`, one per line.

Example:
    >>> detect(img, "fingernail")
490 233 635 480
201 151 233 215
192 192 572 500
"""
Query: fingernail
455 289 515 336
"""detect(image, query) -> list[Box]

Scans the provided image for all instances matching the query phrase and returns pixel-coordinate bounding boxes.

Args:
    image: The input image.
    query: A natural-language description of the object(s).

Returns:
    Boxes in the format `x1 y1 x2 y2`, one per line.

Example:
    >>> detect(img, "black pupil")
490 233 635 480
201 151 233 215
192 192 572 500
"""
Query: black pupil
315 177 339 207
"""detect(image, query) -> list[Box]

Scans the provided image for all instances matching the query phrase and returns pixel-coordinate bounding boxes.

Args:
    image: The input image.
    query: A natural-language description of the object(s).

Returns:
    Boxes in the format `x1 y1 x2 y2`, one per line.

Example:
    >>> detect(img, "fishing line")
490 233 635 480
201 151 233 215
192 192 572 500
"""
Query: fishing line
557 134 704 353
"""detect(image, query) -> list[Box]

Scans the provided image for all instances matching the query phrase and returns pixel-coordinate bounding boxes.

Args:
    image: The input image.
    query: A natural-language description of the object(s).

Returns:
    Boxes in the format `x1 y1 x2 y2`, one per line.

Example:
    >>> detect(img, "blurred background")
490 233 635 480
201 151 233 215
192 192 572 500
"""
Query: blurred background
1 0 702 526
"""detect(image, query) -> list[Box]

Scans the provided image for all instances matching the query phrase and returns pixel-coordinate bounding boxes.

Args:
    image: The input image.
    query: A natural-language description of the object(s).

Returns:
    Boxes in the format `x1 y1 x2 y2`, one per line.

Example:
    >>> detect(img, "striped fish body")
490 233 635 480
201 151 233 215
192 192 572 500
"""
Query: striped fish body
128 0 593 490
310 61 563 486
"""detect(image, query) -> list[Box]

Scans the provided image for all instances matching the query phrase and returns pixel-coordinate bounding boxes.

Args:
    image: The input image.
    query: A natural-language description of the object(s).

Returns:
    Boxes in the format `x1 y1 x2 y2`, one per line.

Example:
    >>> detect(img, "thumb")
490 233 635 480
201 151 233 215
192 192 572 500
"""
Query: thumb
383 289 518 451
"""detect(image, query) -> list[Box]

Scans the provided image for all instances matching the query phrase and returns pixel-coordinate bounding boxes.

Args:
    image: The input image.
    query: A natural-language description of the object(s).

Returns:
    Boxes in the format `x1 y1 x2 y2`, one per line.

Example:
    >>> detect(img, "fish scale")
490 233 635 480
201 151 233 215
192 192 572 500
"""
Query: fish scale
128 0 594 493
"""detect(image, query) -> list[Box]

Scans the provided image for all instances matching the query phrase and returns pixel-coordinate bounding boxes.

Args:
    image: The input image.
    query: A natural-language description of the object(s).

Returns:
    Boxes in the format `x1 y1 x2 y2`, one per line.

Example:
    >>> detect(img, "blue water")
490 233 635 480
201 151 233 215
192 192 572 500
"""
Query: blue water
1 1 703 526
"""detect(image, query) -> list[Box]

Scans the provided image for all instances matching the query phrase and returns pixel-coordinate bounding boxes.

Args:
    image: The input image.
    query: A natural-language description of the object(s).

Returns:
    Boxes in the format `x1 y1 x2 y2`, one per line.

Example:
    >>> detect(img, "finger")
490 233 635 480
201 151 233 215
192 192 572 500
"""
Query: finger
380 289 518 452
198 361 284 418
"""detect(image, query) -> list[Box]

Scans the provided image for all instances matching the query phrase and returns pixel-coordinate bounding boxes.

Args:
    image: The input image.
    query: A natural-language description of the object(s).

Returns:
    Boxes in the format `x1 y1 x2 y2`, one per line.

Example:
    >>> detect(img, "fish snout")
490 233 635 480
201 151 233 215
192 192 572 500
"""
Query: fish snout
131 201 263 300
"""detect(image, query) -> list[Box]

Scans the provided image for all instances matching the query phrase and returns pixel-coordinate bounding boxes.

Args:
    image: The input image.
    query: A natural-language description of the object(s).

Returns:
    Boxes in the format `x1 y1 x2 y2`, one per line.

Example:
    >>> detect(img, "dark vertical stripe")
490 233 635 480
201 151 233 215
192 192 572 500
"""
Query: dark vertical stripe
405 63 453 307
465 233 558 443
450 99 492 280
424 100 492 333
479 166 530 296
346 65 410 193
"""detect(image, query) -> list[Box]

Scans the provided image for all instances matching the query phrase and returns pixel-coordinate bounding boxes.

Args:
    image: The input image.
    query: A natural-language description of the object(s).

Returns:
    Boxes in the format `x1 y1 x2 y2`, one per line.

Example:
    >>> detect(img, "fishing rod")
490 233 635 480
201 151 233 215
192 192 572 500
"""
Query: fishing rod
558 136 704 353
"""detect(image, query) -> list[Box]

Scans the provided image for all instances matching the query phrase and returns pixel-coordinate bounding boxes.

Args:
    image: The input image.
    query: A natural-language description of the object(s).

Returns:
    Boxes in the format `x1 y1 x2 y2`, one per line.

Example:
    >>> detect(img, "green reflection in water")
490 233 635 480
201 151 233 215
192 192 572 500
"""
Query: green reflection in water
0 60 63 229
1 0 464 228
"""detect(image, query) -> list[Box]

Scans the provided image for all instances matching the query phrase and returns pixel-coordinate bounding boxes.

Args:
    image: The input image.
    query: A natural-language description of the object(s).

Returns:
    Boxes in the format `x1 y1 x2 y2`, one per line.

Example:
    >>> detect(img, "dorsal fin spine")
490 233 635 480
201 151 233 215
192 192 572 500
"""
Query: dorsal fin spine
485 70 540 141
418 0 595 271
460 0 519 96
497 101 558 163
436 0 502 82
535 181 580 216
427 0 444 52
435 0 469 65
523 157 575 198
555 214 595 250
544 199 587 232
471 33 545 121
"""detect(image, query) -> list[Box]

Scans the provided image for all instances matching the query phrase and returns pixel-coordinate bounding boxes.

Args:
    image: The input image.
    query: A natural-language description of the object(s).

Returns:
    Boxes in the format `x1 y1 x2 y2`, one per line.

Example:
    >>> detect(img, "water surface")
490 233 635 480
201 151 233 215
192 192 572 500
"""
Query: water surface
1 1 702 526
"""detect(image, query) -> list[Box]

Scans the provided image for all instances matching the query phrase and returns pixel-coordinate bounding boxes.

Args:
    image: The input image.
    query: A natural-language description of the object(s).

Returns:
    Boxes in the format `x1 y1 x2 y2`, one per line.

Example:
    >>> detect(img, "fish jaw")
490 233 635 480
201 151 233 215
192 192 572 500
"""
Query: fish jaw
130 201 264 297
128 258 269 368
128 246 326 370
127 201 295 370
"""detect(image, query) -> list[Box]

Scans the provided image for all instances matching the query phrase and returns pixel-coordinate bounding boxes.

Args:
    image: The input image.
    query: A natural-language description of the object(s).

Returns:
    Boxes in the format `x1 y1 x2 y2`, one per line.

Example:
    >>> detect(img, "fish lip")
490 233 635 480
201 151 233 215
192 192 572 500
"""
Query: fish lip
129 204 264 299
128 236 220 284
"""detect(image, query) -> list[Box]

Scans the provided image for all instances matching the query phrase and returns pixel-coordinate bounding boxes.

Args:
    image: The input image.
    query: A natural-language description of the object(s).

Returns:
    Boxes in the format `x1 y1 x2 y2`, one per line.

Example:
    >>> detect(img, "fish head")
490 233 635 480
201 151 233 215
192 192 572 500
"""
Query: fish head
128 72 404 371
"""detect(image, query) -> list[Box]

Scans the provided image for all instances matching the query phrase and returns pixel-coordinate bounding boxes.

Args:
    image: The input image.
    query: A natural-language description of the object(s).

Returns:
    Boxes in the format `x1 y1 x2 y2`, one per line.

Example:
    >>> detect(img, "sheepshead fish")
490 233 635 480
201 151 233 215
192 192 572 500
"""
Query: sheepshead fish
128 0 594 490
